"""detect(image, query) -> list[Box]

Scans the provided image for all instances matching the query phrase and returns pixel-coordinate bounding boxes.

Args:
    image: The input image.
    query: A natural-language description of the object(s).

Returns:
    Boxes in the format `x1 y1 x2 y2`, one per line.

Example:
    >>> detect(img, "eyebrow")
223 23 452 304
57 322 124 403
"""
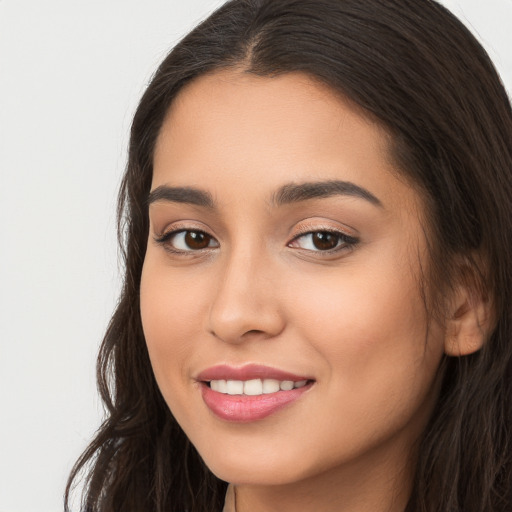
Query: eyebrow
147 185 215 208
147 180 382 209
271 180 383 208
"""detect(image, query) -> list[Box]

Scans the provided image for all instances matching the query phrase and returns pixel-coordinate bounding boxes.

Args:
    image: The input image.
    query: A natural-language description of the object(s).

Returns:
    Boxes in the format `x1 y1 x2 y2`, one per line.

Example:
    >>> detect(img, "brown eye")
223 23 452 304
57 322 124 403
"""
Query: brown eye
311 232 339 250
184 230 213 250
156 229 219 252
288 230 358 253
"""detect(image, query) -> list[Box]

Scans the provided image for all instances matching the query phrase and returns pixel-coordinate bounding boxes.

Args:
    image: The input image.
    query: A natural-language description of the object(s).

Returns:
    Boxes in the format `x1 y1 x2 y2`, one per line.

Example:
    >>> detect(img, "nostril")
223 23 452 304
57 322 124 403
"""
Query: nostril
243 329 265 337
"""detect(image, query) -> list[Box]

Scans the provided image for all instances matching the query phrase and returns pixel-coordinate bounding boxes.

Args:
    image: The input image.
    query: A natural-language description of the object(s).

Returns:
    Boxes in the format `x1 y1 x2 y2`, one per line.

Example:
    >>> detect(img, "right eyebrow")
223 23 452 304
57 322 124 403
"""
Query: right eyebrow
147 185 215 209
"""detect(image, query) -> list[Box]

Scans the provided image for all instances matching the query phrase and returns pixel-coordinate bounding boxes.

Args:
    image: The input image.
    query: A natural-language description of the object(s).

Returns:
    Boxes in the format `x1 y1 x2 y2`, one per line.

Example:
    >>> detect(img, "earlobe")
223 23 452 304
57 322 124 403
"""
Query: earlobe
443 279 494 357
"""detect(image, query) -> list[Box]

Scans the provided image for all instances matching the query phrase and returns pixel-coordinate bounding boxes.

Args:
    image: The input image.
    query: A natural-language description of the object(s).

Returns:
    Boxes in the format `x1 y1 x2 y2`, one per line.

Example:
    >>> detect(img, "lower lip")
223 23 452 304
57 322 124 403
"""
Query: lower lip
200 382 313 422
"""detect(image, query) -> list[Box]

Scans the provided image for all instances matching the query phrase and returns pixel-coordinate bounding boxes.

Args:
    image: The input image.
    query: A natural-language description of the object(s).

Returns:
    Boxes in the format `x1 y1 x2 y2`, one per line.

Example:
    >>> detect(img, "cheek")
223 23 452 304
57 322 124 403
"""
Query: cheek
286 256 443 405
139 258 205 397
291 261 425 340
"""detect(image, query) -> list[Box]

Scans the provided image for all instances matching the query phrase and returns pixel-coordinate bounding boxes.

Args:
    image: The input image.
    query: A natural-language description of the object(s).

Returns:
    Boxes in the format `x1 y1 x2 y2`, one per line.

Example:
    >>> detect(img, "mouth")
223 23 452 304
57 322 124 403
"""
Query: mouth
207 378 311 395
197 364 315 422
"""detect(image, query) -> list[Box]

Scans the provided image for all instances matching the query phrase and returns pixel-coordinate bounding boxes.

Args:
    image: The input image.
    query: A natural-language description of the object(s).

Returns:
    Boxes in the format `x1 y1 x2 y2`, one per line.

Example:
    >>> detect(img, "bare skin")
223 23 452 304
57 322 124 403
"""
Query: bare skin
140 70 486 512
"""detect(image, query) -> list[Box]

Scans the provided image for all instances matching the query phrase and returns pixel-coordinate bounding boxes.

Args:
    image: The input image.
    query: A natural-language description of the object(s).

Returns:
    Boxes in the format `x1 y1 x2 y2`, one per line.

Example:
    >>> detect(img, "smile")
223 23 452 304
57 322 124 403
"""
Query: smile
197 365 314 422
209 378 309 395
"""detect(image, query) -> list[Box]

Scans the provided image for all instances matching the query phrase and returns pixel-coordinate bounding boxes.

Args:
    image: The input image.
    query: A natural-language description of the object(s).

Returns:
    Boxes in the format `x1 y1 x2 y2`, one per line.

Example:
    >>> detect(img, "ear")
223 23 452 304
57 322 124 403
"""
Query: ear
444 265 494 357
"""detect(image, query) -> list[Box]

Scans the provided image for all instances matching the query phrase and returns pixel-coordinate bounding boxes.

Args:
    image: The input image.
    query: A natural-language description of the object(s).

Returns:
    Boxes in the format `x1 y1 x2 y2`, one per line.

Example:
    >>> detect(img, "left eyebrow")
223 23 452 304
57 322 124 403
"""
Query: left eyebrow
271 180 383 208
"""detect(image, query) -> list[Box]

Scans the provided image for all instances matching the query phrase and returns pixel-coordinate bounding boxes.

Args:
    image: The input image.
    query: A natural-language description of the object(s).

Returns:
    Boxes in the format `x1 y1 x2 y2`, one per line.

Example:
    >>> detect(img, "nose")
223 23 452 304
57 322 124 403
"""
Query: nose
208 247 285 344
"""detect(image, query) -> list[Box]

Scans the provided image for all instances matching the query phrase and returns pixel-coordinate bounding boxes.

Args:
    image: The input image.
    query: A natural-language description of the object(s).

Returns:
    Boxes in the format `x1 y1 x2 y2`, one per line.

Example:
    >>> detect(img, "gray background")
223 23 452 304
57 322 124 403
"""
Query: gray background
0 1 510 510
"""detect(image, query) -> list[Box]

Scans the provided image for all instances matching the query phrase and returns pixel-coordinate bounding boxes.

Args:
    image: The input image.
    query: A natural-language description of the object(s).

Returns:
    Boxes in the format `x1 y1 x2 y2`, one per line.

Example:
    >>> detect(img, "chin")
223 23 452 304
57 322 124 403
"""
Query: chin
194 435 319 486
207 460 306 487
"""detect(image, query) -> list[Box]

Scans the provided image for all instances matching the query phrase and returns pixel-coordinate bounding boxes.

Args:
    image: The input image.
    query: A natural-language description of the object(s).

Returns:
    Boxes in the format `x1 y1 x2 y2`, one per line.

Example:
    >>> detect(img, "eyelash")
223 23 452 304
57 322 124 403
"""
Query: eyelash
288 229 359 253
154 228 359 256
154 229 219 255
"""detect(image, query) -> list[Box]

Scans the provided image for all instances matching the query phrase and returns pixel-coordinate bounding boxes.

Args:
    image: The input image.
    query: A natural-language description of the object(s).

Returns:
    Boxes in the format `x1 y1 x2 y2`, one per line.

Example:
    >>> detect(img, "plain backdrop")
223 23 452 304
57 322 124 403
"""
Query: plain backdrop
0 1 510 511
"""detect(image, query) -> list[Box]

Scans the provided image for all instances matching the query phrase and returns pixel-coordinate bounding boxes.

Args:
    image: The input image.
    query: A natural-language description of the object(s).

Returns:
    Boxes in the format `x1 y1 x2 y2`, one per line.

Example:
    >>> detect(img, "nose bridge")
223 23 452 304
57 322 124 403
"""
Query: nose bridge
208 240 283 343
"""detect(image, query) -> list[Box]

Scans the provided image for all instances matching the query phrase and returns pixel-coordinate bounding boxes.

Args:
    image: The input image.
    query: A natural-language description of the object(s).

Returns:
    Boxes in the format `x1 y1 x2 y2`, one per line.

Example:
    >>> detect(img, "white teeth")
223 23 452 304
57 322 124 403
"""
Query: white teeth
226 380 244 395
280 380 294 391
209 378 309 396
262 379 280 394
210 380 227 392
244 379 263 395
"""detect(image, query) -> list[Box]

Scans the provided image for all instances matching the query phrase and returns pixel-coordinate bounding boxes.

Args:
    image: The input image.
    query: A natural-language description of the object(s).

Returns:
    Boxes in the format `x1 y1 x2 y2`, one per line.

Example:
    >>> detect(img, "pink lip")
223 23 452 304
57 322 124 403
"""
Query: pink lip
196 364 312 382
197 364 314 423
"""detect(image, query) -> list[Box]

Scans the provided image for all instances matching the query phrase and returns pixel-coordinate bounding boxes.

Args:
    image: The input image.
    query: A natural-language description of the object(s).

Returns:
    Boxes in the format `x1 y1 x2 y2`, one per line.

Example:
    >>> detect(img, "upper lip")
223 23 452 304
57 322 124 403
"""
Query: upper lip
196 364 313 382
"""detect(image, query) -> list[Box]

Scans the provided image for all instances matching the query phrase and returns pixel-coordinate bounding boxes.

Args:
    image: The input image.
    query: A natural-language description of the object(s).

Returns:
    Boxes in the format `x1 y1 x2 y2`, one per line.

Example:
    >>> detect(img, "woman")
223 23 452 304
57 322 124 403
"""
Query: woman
65 0 512 511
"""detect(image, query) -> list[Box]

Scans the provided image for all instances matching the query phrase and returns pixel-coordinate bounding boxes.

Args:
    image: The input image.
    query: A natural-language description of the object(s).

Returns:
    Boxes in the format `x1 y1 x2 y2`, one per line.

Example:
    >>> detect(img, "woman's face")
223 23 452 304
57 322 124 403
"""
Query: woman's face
140 70 446 488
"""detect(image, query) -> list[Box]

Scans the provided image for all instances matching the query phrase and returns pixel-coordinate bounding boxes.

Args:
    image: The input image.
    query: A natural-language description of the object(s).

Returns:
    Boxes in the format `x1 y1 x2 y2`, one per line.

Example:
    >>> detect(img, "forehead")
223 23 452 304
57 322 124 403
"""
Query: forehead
152 69 421 218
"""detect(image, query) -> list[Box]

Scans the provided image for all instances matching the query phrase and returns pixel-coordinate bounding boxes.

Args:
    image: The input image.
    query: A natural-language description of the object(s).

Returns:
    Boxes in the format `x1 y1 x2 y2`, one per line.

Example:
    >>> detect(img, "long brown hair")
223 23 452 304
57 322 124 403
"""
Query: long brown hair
65 1 512 510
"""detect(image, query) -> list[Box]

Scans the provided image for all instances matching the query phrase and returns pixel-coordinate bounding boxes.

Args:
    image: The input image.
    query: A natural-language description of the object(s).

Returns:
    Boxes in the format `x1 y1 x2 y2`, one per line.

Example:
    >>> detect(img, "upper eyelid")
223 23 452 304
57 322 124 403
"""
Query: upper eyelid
154 228 357 254
290 224 357 241
292 226 348 236
154 227 217 242
153 224 353 238
154 220 215 237
289 230 358 245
